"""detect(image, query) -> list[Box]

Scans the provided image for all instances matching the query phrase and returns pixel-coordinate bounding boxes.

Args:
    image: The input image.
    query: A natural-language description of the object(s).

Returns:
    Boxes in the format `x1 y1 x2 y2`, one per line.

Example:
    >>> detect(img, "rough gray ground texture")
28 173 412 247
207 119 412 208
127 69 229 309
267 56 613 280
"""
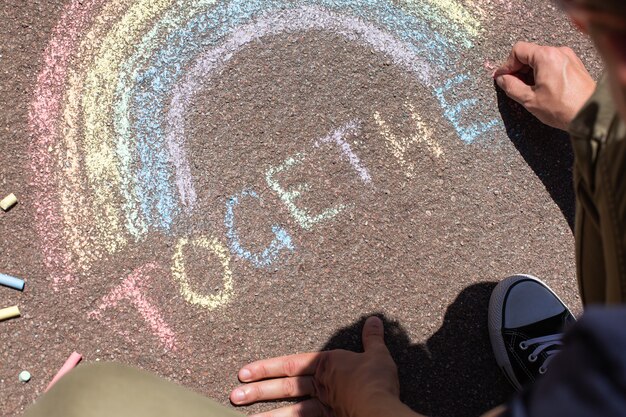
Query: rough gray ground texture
0 1 603 416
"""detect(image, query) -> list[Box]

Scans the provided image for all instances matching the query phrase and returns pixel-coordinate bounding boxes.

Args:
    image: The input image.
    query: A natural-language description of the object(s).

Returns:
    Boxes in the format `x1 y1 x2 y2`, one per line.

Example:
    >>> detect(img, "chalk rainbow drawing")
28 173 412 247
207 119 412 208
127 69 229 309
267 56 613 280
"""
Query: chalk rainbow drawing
30 0 500 347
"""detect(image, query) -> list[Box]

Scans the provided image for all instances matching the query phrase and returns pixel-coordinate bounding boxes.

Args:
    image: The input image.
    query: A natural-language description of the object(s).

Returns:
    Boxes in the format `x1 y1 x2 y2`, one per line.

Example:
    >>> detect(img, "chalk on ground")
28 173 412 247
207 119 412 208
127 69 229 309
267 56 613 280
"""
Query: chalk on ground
0 193 17 211
0 305 20 321
19 371 31 383
0 273 25 291
45 351 82 392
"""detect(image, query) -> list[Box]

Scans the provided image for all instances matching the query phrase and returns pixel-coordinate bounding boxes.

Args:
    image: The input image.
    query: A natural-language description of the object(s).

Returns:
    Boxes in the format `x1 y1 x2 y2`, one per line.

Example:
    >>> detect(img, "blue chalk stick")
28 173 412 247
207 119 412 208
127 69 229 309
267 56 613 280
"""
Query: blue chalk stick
0 273 25 291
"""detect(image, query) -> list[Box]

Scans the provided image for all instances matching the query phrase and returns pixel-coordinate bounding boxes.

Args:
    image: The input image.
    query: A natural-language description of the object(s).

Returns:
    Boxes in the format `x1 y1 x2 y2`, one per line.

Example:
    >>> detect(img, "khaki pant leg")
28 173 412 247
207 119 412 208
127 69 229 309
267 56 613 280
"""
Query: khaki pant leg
23 363 244 417
575 193 607 305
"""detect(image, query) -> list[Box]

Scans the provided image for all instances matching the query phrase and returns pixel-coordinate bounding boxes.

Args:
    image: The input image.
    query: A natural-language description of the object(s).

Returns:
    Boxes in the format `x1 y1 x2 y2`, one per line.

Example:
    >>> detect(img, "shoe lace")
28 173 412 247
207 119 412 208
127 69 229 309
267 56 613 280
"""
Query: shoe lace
520 333 564 374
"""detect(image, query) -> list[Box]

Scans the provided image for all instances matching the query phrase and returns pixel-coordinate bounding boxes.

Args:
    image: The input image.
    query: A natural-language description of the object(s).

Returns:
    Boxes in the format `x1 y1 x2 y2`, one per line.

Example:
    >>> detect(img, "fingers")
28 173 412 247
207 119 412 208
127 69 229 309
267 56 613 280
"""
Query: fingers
494 41 540 77
495 74 534 106
361 316 387 352
248 399 332 417
230 376 316 405
239 352 323 382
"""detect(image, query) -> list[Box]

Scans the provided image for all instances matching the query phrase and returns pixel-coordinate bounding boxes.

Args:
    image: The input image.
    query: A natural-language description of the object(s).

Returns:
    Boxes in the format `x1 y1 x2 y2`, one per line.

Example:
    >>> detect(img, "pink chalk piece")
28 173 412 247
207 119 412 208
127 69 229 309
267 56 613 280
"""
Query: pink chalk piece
483 60 498 74
88 263 178 352
45 351 82 392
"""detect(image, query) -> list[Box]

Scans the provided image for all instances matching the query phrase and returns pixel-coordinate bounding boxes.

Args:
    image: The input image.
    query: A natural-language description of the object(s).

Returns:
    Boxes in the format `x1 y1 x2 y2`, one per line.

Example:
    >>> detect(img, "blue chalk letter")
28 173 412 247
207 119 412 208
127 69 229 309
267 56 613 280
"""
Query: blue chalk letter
225 190 294 268
435 74 498 144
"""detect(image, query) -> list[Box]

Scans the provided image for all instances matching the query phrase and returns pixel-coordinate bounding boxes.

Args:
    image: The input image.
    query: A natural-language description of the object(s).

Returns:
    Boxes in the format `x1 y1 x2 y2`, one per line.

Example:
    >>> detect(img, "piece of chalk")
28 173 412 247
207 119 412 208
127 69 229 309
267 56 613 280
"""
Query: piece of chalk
45 352 82 392
0 305 20 321
19 370 31 383
0 273 25 291
0 193 17 211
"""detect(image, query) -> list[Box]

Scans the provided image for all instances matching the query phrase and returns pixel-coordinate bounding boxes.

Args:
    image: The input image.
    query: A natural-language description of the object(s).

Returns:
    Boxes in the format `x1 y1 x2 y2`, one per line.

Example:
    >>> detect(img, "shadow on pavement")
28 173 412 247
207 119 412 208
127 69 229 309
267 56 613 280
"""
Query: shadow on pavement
322 282 513 417
495 86 576 232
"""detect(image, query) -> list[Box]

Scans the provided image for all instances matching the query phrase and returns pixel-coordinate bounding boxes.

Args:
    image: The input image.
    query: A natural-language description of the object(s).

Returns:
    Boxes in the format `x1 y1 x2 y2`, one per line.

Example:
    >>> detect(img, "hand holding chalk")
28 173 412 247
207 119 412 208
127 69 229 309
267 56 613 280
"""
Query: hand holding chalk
494 42 596 131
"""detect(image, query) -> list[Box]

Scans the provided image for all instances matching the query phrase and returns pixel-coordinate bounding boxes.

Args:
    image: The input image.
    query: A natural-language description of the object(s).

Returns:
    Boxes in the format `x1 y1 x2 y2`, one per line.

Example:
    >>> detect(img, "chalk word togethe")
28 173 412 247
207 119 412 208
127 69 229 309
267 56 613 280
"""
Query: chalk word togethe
171 236 234 309
374 102 443 178
225 190 295 268
88 263 178 351
90 121 373 350
436 73 499 144
266 121 370 231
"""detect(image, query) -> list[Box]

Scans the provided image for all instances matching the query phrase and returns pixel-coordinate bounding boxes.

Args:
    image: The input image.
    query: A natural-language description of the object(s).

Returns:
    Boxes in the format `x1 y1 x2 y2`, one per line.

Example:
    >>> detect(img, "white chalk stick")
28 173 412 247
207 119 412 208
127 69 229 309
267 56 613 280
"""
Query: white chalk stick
0 193 17 211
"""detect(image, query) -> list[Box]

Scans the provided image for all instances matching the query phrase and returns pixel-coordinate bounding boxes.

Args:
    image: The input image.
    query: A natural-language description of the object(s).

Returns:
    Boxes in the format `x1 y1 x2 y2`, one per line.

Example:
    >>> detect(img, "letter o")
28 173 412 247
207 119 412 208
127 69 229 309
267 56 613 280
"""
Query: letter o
171 236 234 310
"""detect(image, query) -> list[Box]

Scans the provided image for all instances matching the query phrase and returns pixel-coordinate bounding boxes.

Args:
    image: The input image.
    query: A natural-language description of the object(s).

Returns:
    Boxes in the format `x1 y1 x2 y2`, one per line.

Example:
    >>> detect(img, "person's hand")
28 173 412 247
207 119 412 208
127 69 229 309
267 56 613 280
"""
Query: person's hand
494 41 596 131
230 316 416 417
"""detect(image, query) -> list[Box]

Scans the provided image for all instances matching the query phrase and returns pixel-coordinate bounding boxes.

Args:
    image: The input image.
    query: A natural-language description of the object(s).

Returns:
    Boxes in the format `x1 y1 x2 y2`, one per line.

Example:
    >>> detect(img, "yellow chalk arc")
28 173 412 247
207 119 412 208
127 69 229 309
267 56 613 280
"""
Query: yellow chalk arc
81 0 178 256
59 0 136 273
423 0 481 37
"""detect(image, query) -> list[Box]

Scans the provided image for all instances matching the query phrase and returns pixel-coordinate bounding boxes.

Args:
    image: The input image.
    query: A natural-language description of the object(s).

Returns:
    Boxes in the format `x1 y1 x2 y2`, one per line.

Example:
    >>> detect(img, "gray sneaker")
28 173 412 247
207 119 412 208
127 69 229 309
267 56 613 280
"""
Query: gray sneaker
488 274 576 390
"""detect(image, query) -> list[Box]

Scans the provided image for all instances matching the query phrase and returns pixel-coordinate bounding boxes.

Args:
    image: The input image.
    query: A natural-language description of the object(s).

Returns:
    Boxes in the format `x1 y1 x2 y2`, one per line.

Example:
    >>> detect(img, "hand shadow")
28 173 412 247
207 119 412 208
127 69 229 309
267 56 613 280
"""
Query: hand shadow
322 283 513 417
495 85 576 232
